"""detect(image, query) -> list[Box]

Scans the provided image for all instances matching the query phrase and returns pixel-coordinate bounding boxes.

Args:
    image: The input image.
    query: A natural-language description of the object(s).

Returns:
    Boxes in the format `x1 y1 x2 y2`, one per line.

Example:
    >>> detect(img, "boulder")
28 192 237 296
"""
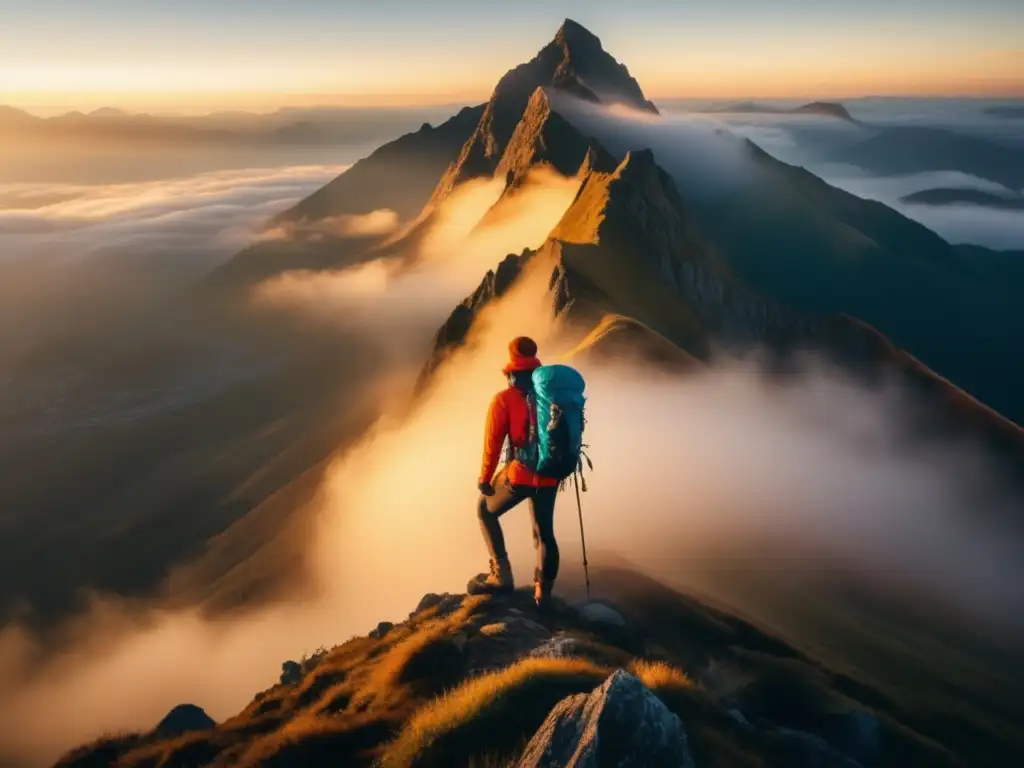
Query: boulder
155 704 215 738
516 669 694 768
369 621 394 639
530 632 584 659
451 630 471 652
413 593 443 614
579 602 627 628
279 660 302 686
412 592 464 617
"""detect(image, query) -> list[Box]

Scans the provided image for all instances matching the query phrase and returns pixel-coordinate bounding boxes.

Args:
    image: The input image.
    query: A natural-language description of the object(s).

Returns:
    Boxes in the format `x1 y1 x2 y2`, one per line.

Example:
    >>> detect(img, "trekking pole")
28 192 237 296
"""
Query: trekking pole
573 469 591 601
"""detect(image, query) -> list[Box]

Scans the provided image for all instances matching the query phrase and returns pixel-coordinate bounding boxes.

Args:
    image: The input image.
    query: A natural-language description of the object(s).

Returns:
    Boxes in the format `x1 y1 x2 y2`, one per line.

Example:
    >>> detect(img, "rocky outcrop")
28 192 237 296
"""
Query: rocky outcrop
154 704 215 738
416 249 534 388
280 660 303 685
516 669 695 768
494 88 593 189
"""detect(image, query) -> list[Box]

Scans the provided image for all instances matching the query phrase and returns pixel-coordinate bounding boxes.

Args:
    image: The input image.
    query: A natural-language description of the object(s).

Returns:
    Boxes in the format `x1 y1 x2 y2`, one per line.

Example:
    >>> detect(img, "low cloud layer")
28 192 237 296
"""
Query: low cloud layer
0 163 346 379
2 108 1023 766
258 208 400 242
0 164 345 271
252 168 582 357
809 164 1024 249
680 108 1024 250
3 174 1023 767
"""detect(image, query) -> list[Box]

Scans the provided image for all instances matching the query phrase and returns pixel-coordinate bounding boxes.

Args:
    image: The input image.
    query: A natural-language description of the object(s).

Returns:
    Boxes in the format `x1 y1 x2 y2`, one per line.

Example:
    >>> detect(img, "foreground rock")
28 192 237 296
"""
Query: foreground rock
517 669 694 768
154 704 214 737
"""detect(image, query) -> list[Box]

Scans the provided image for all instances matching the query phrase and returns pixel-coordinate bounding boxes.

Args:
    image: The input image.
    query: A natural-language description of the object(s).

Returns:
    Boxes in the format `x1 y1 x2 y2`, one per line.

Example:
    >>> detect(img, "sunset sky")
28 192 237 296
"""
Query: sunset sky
2 0 1022 114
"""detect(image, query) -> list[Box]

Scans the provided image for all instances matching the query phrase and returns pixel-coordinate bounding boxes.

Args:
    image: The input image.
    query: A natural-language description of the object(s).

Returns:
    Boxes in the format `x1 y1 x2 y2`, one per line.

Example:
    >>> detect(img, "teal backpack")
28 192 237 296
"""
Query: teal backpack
513 364 589 482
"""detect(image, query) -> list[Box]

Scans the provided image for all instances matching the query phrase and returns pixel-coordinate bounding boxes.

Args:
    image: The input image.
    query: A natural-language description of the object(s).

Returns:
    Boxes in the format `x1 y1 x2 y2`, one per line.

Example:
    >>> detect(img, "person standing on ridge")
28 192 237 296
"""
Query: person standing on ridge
469 336 560 610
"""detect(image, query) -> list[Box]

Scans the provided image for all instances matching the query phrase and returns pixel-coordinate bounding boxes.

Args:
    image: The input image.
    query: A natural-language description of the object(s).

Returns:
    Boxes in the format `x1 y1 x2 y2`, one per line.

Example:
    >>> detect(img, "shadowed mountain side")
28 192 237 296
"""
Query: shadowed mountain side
162 455 334 617
706 100 859 124
281 106 485 225
552 97 1024 424
203 234 384 297
200 106 485 292
829 125 1024 191
724 141 1024 427
0 316 384 628
419 143 1024 470
900 188 1024 210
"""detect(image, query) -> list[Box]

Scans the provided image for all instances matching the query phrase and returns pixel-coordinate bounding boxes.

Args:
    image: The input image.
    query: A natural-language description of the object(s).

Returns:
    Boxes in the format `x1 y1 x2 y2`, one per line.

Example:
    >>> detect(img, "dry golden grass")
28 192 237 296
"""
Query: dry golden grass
225 708 402 768
201 597 489 767
351 596 485 711
628 658 696 693
381 656 611 767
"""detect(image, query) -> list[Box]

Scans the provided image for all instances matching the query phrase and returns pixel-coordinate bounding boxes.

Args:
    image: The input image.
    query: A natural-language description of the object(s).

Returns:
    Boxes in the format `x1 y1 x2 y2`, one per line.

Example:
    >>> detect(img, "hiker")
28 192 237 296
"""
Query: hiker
469 336 561 609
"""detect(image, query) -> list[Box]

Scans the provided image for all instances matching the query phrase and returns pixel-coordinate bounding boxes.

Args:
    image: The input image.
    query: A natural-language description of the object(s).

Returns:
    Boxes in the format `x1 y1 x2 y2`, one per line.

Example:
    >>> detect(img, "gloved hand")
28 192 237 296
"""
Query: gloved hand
478 481 495 497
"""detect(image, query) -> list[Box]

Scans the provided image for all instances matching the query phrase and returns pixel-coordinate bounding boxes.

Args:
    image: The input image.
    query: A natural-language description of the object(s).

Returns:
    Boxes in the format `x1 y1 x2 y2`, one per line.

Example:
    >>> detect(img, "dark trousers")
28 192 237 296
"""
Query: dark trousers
478 467 560 583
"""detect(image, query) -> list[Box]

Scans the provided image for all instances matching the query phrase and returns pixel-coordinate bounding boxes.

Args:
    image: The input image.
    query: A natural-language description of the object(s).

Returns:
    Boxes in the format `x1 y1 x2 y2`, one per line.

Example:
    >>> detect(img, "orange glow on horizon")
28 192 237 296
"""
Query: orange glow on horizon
1 45 1021 115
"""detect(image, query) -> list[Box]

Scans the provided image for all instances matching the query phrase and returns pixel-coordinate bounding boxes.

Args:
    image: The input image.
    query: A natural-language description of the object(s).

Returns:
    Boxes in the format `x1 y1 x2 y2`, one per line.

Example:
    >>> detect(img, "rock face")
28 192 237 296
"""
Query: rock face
516 669 695 768
154 704 215 738
280 660 303 685
494 88 593 189
428 17 658 206
416 249 533 388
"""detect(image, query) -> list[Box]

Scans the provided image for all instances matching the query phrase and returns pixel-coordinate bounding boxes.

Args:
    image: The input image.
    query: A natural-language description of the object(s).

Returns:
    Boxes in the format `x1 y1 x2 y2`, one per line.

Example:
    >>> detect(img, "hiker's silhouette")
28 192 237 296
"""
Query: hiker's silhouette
468 337 560 610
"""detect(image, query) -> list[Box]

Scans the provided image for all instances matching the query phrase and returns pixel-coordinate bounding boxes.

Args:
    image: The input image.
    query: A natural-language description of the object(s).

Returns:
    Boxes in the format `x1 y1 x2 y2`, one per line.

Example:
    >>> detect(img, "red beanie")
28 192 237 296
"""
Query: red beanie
502 336 542 374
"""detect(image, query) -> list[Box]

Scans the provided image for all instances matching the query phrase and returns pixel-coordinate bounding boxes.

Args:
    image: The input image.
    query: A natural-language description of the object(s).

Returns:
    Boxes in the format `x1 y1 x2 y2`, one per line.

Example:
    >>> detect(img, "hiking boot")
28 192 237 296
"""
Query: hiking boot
467 557 514 594
533 576 554 612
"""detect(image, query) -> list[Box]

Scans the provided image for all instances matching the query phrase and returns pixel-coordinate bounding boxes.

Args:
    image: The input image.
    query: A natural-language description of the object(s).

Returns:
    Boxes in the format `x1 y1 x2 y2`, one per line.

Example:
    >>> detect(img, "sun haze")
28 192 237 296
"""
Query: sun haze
2 0 1022 114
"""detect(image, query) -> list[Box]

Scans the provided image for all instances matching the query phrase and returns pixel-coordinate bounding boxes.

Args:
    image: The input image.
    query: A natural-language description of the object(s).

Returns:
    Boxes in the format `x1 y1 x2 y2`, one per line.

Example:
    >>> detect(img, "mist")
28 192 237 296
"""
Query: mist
645 103 1024 250
3 164 1023 768
808 164 1024 249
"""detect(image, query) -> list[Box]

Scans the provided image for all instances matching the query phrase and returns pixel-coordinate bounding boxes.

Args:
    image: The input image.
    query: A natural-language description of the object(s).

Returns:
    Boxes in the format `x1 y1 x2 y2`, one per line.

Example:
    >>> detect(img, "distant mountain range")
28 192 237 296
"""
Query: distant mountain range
0 104 460 147
704 100 859 123
693 99 1024 193
984 104 1024 119
901 187 1024 210
827 125 1024 191
211 18 1024 458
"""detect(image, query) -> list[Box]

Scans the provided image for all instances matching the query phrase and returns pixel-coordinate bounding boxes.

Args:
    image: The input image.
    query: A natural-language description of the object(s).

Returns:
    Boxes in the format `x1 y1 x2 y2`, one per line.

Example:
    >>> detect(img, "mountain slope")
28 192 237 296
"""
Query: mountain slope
419 100 1024 463
57 568 1023 767
829 125 1024 190
206 19 658 292
554 96 1024 425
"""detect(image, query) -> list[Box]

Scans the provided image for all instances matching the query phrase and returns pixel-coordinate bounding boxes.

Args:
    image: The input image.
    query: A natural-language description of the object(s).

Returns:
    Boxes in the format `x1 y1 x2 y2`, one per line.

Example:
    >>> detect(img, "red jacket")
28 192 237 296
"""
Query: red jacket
479 386 559 488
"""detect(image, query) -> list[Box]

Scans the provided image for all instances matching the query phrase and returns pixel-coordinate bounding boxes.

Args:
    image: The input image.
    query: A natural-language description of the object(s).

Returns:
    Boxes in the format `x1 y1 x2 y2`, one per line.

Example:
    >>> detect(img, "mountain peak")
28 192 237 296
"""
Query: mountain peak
553 18 602 48
424 21 657 207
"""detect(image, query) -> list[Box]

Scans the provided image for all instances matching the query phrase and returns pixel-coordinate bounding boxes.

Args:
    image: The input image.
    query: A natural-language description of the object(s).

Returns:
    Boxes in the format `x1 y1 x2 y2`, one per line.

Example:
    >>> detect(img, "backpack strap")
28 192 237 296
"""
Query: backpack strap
525 391 538 445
